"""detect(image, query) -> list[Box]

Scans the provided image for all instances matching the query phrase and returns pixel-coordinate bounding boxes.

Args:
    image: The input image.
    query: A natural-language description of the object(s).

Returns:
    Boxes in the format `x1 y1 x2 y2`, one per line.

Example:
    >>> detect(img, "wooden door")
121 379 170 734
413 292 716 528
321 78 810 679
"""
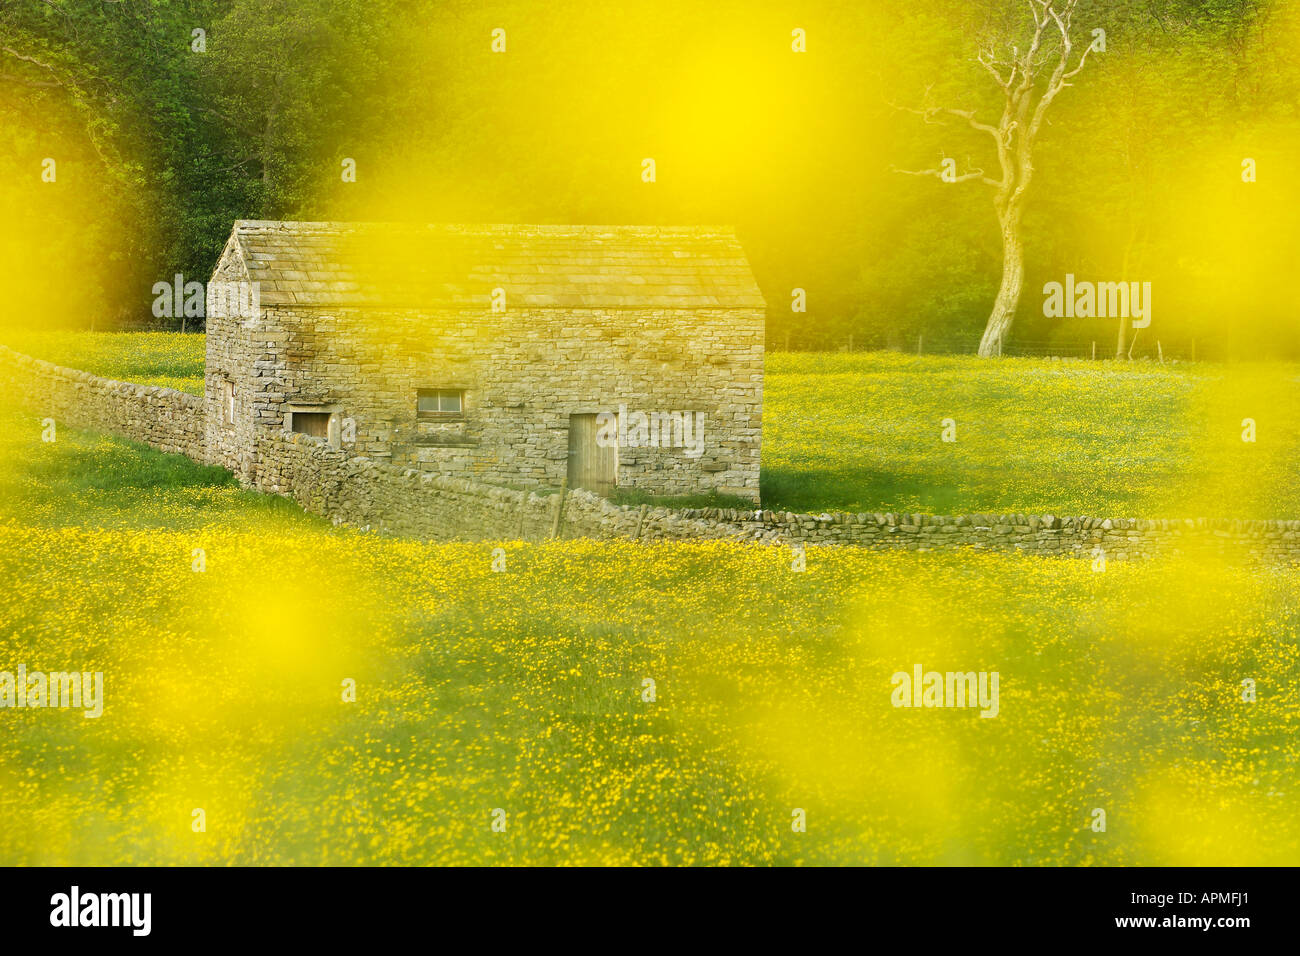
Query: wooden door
567 413 616 495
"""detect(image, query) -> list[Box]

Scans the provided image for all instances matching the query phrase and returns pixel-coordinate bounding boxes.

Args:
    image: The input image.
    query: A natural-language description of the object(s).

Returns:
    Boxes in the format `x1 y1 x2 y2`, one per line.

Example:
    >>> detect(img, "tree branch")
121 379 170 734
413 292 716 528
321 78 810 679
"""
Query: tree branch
890 162 997 187
1 46 62 76
0 71 60 88
886 98 1004 146
977 50 1013 92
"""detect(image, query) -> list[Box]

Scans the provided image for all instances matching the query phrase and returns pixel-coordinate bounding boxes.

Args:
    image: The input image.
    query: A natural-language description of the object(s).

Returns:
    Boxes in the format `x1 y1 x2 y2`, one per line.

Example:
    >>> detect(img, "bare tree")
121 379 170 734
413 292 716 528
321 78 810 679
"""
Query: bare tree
893 1 1096 357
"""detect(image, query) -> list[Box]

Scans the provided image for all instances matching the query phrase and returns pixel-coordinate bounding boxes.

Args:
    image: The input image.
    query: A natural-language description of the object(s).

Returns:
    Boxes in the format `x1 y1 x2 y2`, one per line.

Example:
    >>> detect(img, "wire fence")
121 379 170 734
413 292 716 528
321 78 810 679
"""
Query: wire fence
772 330 1220 363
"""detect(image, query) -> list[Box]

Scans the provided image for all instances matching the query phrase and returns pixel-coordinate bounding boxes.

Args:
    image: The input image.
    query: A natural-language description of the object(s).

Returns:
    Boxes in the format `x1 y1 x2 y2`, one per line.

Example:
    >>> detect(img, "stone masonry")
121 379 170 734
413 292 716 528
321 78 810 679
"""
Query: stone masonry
204 221 766 501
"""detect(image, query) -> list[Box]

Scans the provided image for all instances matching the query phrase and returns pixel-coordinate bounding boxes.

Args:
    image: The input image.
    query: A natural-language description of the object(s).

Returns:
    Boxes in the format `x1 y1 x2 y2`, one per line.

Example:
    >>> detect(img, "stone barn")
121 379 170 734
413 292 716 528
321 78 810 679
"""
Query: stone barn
204 221 765 501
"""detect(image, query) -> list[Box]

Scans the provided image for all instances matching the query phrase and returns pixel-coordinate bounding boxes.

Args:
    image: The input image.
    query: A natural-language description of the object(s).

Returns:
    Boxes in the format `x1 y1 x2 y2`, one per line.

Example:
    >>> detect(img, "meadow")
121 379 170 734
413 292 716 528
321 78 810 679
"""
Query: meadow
9 331 1300 518
1 333 1297 866
0 399 1297 865
4 331 206 397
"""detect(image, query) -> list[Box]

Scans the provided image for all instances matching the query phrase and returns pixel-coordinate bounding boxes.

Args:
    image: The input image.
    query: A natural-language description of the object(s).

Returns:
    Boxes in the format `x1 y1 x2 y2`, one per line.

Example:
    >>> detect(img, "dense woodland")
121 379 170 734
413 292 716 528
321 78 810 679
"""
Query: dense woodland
1 0 1297 357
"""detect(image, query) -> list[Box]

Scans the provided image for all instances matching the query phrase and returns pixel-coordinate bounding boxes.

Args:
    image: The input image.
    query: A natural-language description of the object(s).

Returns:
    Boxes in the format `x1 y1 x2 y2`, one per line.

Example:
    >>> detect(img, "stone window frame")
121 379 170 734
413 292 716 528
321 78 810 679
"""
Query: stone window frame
285 403 343 447
416 387 467 422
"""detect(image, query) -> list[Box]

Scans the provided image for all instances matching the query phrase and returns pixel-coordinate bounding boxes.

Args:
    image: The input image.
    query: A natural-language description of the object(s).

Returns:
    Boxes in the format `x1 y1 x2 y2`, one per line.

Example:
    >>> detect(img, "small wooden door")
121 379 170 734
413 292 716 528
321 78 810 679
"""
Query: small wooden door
567 413 616 495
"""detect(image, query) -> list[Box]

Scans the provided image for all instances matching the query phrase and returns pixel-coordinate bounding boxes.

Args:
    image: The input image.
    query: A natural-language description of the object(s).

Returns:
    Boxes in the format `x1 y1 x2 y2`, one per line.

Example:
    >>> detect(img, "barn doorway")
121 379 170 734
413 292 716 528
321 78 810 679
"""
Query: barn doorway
567 413 616 495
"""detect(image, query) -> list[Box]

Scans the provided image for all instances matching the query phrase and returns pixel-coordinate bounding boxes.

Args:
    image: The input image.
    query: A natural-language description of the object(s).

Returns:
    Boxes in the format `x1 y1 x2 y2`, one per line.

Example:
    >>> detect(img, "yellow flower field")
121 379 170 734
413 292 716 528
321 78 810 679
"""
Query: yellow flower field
3 331 206 397
0 396 1296 865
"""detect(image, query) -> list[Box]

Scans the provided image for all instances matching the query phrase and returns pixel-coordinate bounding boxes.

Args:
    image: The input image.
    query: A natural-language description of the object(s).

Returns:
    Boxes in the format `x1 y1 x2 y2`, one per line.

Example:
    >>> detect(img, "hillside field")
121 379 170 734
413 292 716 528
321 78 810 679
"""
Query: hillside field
0 332 1297 865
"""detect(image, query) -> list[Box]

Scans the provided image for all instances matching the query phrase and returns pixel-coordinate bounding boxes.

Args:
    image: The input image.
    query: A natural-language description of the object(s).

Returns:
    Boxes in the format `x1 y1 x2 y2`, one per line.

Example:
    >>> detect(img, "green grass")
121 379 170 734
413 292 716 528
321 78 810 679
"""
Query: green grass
2 330 206 395
24 431 234 494
763 352 1300 517
8 331 1300 517
0 404 320 532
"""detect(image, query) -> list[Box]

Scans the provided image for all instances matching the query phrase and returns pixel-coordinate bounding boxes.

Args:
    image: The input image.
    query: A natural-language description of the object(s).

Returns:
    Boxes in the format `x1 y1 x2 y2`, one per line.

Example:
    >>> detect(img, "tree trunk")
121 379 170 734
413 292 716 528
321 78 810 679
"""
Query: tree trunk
1116 214 1138 358
977 206 1024 357
262 107 274 187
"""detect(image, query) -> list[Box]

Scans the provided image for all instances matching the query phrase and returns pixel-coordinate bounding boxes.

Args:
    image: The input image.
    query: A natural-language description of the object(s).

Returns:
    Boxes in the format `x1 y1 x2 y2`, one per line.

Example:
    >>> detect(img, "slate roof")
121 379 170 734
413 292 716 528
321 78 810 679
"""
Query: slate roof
228 221 766 310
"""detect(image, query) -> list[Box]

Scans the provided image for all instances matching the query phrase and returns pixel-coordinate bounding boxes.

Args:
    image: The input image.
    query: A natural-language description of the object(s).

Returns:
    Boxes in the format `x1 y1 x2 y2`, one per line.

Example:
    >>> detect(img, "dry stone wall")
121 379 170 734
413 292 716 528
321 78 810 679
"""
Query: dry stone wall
5 345 1300 564
259 423 1300 565
0 345 207 462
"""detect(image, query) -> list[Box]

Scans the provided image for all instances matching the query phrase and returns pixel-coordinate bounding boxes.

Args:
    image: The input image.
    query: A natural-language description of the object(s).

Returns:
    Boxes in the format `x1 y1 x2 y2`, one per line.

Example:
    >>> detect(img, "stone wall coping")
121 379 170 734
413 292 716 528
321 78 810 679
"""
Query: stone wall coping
0 344 204 408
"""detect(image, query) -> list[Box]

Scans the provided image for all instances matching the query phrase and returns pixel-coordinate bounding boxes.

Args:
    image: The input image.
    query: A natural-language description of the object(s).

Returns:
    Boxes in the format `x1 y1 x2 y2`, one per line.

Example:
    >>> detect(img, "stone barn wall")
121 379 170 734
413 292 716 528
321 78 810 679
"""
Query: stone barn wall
204 233 261 482
236 304 764 502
